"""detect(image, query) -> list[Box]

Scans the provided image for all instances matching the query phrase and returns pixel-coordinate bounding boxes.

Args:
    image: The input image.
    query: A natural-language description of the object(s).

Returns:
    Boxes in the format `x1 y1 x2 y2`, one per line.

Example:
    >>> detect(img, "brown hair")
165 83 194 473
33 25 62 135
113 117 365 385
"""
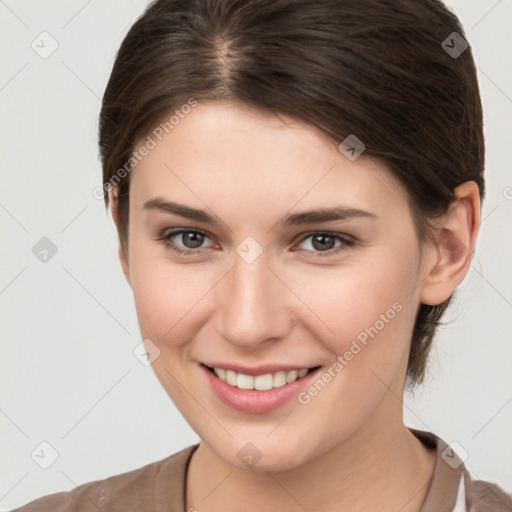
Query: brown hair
98 0 485 388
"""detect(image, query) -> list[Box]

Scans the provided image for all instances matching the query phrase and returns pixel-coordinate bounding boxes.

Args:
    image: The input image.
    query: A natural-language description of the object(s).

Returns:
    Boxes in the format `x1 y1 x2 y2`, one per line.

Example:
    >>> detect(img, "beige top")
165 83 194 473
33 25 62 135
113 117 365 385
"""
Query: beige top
11 428 512 512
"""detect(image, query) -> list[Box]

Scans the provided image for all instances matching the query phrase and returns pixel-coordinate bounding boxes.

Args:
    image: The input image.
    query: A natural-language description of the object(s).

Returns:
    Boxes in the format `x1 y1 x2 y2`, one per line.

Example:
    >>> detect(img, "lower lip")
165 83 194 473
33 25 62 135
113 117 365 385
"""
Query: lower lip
200 363 321 414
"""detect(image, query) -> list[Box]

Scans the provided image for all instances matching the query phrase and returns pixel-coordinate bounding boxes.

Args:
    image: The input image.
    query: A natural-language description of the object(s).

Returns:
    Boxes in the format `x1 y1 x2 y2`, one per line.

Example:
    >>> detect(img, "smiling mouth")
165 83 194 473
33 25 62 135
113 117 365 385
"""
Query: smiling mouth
202 363 322 391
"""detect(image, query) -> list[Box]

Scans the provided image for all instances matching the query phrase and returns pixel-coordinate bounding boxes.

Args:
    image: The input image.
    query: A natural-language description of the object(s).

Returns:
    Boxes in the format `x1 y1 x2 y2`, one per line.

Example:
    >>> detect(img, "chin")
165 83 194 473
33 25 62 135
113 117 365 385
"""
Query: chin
212 435 313 473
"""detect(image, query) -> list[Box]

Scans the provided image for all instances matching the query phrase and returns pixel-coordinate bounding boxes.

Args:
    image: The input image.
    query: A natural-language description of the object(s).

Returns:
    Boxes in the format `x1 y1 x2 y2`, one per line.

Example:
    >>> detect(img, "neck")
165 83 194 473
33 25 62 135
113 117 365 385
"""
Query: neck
186 401 436 512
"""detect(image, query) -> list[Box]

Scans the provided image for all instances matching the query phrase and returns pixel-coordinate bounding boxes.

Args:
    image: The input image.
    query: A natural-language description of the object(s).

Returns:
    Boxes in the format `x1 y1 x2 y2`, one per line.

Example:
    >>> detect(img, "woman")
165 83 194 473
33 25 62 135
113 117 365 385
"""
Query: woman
12 0 511 511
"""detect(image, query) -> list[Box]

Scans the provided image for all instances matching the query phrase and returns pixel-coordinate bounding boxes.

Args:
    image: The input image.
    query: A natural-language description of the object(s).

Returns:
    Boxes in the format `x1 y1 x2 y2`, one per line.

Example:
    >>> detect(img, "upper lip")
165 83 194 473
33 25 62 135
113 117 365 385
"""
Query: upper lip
202 362 321 376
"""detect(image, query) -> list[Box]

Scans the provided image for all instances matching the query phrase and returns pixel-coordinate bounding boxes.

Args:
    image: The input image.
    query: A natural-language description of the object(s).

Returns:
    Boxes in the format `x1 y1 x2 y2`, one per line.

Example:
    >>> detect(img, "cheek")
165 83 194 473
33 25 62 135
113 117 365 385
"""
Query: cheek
288 259 418 429
130 260 205 344
291 253 418 375
128 238 226 353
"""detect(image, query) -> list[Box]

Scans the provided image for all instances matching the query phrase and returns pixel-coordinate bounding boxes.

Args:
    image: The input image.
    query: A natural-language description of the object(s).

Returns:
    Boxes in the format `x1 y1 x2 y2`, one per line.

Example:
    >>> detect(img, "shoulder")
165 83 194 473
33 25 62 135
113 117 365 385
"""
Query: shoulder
408 428 511 512
466 478 512 512
9 445 198 512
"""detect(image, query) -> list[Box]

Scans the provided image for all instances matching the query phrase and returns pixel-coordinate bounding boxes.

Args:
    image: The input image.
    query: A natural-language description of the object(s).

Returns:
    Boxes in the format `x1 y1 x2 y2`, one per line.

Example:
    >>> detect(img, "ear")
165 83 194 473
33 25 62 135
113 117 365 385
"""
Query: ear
107 187 131 287
419 181 481 306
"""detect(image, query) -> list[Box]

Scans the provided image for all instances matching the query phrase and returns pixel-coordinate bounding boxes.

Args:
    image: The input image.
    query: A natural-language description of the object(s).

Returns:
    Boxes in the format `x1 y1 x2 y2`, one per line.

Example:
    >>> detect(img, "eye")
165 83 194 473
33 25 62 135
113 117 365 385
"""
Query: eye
156 229 356 258
294 232 355 258
156 229 215 255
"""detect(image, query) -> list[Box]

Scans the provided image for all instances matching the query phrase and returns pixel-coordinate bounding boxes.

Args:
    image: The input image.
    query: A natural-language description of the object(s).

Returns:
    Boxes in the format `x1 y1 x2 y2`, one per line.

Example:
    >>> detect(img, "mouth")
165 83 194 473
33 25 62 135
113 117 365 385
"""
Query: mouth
200 362 323 414
201 363 322 391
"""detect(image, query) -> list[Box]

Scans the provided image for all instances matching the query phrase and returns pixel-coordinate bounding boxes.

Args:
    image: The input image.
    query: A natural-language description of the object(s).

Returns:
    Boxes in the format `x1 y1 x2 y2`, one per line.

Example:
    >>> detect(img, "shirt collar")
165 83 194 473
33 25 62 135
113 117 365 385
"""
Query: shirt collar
410 427 471 512
160 428 471 512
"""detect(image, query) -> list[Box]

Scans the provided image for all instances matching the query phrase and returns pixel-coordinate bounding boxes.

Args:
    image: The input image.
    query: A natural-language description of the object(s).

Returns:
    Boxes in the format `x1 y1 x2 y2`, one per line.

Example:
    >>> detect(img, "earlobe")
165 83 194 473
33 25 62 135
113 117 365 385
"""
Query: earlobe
108 186 120 226
118 244 131 287
419 181 481 306
108 187 132 287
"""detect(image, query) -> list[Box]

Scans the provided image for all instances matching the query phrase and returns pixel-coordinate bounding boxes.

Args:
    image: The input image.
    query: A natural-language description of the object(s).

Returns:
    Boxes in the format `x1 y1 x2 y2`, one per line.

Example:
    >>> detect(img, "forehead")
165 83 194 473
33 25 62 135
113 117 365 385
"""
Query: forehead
129 101 408 220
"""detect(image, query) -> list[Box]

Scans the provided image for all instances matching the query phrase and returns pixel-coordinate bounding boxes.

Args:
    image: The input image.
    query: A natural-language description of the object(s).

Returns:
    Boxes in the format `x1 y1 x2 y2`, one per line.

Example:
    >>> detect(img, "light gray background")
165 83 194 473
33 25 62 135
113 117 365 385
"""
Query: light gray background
1 0 511 509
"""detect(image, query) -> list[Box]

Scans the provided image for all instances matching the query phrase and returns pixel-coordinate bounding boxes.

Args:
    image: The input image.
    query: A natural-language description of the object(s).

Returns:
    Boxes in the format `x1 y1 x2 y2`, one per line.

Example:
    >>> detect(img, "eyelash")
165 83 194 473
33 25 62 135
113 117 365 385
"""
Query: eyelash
156 229 356 258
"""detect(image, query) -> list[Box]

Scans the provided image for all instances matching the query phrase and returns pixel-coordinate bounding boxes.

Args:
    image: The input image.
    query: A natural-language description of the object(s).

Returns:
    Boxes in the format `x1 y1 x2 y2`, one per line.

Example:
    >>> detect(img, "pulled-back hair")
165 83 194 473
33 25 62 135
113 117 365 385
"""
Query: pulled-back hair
98 0 485 388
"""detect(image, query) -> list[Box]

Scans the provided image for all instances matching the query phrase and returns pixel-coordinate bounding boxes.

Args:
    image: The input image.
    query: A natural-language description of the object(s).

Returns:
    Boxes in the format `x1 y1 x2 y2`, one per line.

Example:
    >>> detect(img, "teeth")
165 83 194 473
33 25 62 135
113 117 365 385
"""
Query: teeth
237 373 254 389
225 370 237 386
212 366 312 390
286 370 298 383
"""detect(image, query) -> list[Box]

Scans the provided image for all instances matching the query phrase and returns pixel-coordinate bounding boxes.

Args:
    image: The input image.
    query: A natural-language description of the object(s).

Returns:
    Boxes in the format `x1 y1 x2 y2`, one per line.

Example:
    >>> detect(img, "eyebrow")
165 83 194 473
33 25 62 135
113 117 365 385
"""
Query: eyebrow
143 197 378 228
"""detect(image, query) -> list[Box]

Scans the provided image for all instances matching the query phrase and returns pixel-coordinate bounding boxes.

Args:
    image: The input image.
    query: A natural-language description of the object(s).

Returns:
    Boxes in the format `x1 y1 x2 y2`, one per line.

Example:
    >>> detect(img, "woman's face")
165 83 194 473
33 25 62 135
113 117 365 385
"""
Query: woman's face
117 100 435 471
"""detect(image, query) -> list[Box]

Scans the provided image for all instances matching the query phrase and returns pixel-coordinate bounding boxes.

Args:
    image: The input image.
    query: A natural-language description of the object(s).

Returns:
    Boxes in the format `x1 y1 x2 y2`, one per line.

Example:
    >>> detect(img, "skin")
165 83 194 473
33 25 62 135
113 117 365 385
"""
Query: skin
109 100 481 512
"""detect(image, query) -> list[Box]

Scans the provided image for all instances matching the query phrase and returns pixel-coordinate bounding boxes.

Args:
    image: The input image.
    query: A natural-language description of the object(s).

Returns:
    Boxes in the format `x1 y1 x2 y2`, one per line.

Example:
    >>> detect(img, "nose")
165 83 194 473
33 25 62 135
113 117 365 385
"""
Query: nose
215 251 293 350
